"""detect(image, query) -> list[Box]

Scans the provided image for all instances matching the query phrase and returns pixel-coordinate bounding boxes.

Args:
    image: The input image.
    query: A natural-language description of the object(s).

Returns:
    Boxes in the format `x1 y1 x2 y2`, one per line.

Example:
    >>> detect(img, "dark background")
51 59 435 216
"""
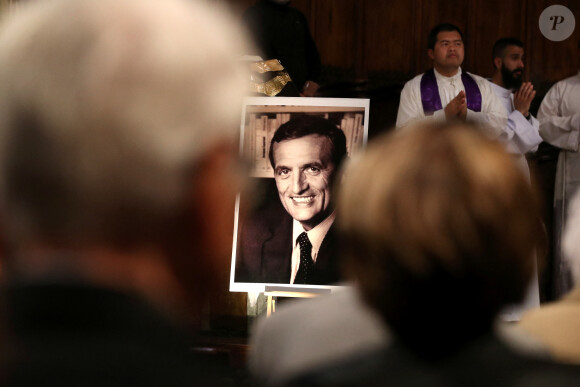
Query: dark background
203 0 579 335
225 0 580 103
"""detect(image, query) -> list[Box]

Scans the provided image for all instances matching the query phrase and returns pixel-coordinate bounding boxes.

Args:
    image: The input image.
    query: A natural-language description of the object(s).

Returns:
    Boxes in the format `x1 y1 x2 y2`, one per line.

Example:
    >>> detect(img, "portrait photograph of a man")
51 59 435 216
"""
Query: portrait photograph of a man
231 98 369 292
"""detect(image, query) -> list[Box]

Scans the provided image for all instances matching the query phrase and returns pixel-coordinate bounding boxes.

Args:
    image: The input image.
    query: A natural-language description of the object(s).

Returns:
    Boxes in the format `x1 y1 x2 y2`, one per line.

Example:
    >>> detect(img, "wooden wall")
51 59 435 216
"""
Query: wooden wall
225 0 580 96
212 0 580 324
1 0 573 333
7 0 579 96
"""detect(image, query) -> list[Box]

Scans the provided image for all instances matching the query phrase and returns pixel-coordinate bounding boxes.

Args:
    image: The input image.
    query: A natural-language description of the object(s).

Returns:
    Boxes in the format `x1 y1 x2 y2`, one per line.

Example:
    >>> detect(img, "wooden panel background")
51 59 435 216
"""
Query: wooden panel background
0 0 574 335
212 0 580 326
224 0 580 96
5 0 573 330
4 0 573 331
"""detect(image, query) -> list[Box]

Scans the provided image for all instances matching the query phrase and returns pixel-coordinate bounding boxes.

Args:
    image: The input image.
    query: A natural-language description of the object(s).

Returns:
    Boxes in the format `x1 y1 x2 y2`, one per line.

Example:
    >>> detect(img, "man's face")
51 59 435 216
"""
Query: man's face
428 30 464 74
499 45 524 90
272 134 335 231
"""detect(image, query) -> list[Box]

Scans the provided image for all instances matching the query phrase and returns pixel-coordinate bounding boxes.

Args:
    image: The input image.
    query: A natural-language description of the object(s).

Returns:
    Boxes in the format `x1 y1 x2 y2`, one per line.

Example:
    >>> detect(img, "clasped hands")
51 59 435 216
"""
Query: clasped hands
444 91 467 121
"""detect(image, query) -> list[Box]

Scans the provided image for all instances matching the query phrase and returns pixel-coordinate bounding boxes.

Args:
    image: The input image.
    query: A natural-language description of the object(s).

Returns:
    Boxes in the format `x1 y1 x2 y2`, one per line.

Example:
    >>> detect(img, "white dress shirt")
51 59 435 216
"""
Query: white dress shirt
290 212 335 284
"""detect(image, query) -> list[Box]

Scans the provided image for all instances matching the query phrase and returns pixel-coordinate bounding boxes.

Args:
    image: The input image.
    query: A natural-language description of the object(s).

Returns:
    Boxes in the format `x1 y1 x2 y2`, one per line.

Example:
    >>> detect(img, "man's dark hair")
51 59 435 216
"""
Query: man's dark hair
492 37 523 60
427 23 464 50
268 114 347 169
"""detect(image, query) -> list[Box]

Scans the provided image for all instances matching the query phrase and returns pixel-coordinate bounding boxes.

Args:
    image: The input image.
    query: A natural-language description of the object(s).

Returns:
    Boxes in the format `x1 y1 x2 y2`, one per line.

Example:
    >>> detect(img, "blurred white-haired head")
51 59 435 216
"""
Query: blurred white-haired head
563 192 580 284
0 0 251 247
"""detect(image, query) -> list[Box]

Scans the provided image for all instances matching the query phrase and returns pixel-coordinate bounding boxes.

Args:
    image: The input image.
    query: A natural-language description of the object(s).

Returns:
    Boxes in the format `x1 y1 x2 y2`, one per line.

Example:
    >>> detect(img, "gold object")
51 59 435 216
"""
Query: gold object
250 72 292 96
250 59 285 74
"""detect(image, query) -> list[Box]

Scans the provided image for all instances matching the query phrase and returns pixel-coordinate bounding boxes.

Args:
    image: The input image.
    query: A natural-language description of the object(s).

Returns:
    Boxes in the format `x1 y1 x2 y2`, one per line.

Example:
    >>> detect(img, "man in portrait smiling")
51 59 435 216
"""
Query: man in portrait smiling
235 115 346 285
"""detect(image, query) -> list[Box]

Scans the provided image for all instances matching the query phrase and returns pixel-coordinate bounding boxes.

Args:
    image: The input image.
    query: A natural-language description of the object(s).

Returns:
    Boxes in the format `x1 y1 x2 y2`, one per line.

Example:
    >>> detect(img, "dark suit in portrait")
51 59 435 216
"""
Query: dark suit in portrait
235 194 340 285
234 115 348 286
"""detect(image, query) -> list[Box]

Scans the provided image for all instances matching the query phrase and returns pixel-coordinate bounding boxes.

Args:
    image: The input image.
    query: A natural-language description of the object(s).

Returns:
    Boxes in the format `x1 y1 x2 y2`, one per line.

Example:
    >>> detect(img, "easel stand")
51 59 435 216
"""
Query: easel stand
264 285 331 316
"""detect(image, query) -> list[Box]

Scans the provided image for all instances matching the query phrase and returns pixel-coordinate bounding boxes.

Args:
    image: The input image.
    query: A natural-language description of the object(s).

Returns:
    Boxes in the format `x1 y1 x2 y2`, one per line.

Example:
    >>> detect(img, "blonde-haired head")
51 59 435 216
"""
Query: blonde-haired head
338 121 543 355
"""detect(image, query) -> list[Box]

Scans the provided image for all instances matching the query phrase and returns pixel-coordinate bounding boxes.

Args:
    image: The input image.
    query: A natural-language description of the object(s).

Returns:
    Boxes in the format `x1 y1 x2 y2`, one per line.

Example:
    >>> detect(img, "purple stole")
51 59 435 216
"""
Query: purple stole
420 68 482 116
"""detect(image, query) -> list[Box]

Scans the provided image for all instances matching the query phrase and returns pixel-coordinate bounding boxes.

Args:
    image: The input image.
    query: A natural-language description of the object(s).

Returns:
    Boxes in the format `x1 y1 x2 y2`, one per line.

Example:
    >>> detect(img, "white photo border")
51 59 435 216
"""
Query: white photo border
230 97 370 293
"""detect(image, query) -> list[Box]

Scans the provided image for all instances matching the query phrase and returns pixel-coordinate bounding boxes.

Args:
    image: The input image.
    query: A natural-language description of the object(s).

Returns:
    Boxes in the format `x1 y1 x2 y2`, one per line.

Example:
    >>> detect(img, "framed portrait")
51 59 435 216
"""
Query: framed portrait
230 97 370 293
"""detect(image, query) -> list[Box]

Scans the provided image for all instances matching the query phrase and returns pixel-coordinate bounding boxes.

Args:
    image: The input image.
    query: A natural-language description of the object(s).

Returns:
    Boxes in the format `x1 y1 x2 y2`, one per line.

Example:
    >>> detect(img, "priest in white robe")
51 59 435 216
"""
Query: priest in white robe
396 23 507 139
538 42 580 297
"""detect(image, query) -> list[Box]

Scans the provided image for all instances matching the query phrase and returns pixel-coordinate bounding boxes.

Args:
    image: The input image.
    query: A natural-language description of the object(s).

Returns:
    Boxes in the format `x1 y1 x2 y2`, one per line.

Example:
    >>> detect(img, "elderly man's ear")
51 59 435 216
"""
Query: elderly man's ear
0 220 4 279
165 140 247 300
188 141 241 262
